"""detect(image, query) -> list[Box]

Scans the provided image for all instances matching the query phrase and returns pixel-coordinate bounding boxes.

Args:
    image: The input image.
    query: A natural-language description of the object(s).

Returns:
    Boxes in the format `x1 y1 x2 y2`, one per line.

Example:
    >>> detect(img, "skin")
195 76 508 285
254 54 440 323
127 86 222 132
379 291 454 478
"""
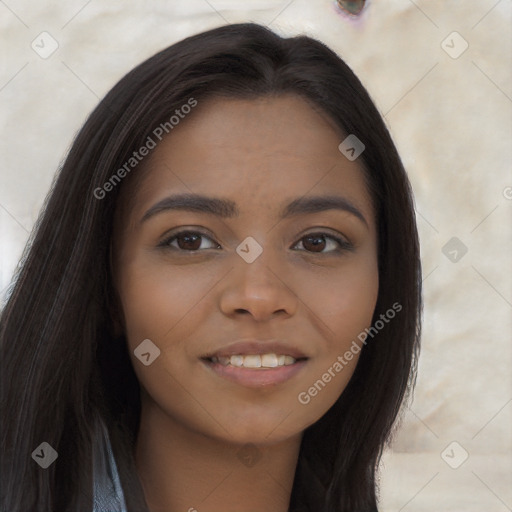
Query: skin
111 94 379 512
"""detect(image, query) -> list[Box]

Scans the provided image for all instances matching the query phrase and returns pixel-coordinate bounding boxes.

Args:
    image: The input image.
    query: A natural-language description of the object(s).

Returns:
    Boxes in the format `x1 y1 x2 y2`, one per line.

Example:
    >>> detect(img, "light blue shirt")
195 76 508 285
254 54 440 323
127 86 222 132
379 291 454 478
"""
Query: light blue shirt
92 417 128 512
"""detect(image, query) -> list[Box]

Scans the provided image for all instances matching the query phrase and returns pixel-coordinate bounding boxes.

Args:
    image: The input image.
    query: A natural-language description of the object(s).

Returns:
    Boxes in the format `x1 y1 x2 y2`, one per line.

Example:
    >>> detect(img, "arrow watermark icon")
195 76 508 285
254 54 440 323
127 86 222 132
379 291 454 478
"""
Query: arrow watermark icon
236 236 263 263
442 237 468 262
338 134 365 161
31 442 58 468
134 339 161 366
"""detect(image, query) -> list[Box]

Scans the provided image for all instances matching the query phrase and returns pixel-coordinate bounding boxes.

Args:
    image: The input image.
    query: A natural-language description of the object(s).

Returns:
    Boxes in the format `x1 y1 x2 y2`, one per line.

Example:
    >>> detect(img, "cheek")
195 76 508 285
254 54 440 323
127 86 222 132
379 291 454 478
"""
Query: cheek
299 255 379 351
118 258 216 346
327 268 379 342
271 255 379 433
116 260 228 425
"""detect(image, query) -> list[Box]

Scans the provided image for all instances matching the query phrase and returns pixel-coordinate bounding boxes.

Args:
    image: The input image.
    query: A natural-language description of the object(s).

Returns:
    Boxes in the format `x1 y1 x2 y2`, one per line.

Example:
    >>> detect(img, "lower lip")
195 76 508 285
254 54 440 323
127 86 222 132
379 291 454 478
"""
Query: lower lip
201 359 308 388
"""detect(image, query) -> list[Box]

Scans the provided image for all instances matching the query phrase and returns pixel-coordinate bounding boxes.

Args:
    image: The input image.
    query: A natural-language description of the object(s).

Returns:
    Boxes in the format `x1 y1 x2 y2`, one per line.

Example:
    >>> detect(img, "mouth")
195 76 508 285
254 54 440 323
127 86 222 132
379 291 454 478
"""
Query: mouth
200 340 309 388
207 353 307 368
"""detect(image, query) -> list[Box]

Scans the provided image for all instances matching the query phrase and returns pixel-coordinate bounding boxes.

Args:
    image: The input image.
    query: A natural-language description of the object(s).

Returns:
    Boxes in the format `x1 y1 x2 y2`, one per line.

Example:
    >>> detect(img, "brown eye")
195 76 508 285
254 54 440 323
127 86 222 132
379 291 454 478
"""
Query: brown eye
175 233 202 250
293 233 352 254
302 234 328 253
161 231 220 251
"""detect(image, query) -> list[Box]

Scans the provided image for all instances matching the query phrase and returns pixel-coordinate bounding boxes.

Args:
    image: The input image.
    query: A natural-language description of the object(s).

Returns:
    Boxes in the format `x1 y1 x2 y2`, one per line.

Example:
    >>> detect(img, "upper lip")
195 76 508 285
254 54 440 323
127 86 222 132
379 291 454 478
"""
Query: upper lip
202 339 309 360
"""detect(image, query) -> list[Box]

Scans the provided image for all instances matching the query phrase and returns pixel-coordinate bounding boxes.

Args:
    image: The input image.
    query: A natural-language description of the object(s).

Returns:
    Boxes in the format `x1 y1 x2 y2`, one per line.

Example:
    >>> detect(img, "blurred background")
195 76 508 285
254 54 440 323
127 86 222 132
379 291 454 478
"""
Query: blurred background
1 1 511 510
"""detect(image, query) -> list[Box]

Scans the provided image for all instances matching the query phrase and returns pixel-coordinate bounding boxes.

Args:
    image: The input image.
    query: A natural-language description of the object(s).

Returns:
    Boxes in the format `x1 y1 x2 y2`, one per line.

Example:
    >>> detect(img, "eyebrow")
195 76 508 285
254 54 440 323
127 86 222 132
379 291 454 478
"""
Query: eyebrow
140 193 368 226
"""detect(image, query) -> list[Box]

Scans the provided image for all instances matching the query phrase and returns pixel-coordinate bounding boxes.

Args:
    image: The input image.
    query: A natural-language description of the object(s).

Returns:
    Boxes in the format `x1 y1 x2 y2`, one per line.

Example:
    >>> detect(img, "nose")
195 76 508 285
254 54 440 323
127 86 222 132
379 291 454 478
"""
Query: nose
219 256 298 322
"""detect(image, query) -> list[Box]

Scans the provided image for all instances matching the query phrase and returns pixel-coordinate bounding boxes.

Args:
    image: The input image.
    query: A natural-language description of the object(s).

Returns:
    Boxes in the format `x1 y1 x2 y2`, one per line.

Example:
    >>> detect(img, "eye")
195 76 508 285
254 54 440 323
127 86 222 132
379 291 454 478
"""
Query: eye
159 230 220 251
292 232 353 254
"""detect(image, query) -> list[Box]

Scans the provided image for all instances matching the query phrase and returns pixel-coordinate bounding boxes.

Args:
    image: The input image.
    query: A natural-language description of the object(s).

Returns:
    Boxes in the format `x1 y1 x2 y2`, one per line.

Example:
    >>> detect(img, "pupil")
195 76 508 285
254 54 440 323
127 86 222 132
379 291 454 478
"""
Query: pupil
306 235 325 252
179 234 200 250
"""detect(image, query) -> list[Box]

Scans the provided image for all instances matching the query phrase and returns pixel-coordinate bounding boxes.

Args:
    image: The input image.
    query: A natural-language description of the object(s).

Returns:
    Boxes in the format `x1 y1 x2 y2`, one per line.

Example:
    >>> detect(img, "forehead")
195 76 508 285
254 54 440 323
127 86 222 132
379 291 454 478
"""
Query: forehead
121 94 374 224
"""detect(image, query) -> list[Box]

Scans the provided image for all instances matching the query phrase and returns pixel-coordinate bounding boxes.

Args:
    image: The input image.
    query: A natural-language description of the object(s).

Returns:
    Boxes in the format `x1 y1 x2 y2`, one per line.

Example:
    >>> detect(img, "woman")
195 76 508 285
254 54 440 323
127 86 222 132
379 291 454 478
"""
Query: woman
0 22 421 512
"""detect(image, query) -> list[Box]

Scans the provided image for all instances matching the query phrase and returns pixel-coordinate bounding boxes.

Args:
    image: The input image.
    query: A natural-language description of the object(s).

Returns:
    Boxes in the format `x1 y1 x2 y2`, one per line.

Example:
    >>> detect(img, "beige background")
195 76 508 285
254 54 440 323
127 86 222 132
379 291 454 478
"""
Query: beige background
1 1 511 510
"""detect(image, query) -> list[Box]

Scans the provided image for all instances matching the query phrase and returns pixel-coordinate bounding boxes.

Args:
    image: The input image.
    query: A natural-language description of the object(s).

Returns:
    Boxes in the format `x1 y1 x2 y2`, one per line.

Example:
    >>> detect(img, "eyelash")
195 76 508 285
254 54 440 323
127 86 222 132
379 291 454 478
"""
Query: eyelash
158 229 353 255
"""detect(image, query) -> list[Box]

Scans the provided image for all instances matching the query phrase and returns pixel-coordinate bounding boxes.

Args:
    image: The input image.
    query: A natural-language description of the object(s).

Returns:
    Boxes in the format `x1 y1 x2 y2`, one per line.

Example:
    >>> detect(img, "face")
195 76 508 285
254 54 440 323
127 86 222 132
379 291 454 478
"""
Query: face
112 94 379 446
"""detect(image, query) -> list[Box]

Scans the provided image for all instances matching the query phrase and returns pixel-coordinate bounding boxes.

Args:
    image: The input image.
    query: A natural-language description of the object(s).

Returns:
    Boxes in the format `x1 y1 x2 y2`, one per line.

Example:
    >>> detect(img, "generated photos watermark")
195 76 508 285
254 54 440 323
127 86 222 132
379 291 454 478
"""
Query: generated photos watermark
94 97 197 200
298 301 402 405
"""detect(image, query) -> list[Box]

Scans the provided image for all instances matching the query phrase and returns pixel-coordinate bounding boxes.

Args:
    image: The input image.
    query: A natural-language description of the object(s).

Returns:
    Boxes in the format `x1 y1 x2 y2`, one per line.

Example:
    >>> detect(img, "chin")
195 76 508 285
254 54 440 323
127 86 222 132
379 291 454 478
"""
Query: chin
206 409 313 447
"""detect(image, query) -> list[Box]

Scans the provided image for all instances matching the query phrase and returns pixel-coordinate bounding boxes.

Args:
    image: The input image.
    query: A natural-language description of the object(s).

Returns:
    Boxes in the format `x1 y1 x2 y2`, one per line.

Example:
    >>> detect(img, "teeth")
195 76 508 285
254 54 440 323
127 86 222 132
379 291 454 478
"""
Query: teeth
243 355 261 368
284 355 295 365
261 354 278 367
229 355 243 367
211 353 298 368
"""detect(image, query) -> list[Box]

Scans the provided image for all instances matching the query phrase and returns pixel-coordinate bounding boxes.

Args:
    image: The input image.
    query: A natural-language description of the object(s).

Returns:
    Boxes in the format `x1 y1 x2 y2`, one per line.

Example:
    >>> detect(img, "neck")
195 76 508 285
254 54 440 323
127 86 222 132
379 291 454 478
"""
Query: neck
134 399 303 512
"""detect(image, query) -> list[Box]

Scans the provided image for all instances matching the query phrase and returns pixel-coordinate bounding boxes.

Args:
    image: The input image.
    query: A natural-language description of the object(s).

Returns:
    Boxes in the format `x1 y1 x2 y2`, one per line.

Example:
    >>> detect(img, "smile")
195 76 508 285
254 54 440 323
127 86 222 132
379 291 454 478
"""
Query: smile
201 355 308 388
211 353 299 368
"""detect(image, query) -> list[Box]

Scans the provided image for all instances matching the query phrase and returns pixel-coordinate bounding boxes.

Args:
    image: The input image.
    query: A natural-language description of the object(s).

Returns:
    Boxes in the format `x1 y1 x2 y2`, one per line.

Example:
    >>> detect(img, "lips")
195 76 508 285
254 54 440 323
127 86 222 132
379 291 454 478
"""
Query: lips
200 339 309 387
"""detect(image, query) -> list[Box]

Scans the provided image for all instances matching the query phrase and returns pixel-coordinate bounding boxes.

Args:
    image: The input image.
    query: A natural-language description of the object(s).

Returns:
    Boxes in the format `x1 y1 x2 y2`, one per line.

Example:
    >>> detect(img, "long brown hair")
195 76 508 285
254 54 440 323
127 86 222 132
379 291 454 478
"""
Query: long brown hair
1 22 421 511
